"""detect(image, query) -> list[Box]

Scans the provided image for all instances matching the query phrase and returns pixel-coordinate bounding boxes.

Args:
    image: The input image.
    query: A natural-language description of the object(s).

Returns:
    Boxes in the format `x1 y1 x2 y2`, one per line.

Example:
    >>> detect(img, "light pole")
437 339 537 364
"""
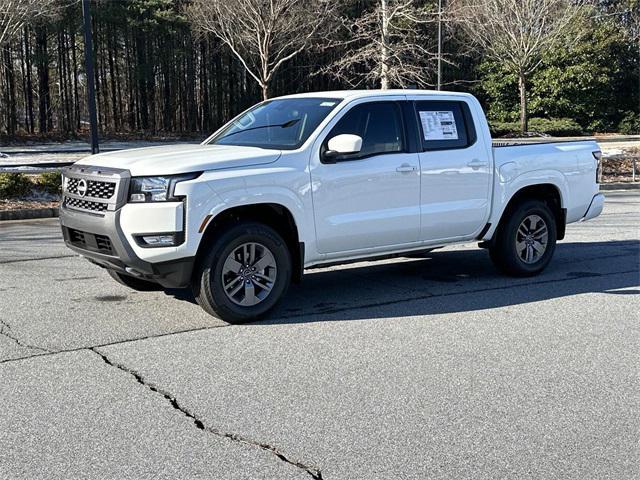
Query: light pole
82 0 99 154
437 0 443 91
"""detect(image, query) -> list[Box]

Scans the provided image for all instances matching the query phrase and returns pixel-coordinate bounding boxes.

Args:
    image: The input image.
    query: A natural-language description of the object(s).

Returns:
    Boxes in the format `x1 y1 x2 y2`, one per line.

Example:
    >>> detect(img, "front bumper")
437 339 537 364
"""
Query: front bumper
60 206 194 288
581 193 605 221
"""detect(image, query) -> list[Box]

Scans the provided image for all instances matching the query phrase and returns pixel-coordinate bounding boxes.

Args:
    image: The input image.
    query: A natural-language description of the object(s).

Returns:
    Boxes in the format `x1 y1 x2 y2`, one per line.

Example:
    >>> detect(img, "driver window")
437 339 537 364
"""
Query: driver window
327 102 404 159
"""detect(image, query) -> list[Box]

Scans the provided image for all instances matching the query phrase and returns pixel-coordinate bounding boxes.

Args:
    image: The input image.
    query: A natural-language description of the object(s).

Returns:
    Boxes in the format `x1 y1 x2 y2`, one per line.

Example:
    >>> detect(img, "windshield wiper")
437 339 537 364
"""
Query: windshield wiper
217 118 301 140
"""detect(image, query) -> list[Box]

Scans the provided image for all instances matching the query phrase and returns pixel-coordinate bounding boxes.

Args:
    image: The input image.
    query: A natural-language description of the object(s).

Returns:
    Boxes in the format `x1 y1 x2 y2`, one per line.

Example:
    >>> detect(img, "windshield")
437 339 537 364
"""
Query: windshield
207 97 342 150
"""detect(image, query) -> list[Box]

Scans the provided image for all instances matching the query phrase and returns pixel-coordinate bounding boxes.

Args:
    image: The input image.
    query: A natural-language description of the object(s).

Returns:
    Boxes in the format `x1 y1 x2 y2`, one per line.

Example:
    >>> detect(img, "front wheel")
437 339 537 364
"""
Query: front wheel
489 200 557 276
192 222 292 323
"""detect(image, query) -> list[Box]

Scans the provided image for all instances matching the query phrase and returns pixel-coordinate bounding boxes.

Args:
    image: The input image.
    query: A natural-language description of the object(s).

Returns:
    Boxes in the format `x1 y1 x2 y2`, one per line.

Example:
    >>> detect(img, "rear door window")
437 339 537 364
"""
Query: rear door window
415 101 476 151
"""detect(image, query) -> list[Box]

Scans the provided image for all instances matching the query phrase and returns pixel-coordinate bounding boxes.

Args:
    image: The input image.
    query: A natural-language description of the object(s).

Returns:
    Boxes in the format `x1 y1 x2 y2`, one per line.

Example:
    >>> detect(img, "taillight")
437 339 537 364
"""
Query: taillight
593 150 602 183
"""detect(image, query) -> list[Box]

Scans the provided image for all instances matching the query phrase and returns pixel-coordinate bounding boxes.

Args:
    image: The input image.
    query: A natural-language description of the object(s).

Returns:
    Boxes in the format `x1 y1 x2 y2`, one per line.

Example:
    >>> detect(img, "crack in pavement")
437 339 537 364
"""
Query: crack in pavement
0 323 231 366
0 318 53 353
91 348 323 480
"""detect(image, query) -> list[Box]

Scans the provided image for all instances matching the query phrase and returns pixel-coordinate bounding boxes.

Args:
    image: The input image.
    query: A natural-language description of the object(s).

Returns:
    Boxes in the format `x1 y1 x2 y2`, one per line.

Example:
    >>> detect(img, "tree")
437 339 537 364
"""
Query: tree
0 0 636 138
476 9 636 131
0 0 59 48
186 0 335 100
326 0 442 89
452 0 586 133
1 0 61 134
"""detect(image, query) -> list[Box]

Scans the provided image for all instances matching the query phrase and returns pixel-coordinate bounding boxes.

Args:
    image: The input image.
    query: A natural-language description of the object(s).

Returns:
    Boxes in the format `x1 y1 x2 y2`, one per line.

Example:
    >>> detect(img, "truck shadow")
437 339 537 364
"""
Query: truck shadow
165 240 639 324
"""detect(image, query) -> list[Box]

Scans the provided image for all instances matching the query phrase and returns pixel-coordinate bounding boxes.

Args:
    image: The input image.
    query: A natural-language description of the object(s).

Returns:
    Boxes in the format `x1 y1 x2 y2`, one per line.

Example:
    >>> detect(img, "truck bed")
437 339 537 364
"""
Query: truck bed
491 139 600 225
493 138 598 148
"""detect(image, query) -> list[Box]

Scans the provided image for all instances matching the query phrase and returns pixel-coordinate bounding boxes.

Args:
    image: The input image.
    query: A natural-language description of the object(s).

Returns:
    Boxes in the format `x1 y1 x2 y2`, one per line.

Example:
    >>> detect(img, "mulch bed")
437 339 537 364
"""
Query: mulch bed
601 148 639 183
0 199 60 211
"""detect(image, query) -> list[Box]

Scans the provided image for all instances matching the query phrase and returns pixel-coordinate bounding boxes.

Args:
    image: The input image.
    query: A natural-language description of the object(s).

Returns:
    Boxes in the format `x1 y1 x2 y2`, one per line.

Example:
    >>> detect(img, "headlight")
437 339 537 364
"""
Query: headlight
129 173 201 203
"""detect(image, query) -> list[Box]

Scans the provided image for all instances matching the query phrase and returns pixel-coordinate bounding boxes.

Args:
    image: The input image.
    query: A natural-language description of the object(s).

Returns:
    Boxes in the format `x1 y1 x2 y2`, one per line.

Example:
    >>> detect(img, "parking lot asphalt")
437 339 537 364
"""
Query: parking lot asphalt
1 191 639 479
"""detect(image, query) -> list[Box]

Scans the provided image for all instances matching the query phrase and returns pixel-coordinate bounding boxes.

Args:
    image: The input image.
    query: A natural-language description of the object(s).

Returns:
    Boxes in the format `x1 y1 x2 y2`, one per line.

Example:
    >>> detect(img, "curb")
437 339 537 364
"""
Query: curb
0 207 59 221
600 183 640 191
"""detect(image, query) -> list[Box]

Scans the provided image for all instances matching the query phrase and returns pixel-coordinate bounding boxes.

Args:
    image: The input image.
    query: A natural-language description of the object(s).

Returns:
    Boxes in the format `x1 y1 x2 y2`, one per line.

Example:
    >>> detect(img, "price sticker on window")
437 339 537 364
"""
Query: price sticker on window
419 110 459 141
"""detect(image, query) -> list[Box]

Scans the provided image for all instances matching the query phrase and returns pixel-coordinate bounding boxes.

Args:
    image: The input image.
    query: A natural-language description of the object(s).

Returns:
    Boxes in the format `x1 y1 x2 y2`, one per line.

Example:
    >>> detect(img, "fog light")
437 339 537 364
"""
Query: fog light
134 232 184 248
142 235 175 246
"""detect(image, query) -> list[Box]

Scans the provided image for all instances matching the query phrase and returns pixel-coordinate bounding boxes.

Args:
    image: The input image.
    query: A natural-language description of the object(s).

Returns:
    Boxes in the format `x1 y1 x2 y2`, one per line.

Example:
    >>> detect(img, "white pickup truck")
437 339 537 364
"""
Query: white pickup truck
60 90 604 322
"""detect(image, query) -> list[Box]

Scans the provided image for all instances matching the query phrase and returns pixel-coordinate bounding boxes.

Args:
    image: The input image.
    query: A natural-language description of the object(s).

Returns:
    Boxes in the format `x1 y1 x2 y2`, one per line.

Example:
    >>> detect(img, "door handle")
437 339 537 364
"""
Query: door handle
396 164 418 173
467 159 488 170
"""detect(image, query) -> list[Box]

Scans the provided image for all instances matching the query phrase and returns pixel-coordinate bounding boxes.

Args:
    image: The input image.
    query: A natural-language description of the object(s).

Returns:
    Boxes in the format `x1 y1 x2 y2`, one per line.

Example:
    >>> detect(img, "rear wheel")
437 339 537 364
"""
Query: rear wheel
107 269 162 291
489 199 557 276
192 222 292 323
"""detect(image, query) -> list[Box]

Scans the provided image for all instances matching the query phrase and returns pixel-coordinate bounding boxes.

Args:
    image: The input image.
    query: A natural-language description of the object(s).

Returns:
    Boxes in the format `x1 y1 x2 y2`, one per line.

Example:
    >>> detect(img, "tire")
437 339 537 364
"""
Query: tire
192 222 292 323
489 199 557 277
107 269 163 291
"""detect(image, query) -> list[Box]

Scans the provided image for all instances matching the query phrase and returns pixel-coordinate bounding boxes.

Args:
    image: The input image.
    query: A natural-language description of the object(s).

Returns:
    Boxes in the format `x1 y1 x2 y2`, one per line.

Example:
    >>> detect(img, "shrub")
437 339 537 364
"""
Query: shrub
618 112 640 135
529 118 583 136
0 173 33 199
489 117 583 137
533 118 582 136
489 121 520 137
38 171 63 194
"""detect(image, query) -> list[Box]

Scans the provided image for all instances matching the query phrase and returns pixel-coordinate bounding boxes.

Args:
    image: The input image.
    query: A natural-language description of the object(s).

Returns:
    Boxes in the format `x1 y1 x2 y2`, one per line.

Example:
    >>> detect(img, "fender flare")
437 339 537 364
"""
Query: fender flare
483 171 568 242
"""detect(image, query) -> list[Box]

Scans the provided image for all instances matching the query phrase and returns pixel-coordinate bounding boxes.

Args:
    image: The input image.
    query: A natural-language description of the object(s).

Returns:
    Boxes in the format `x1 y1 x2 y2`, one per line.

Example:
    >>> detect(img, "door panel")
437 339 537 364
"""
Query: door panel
413 100 492 241
418 150 490 240
312 153 421 253
311 101 421 254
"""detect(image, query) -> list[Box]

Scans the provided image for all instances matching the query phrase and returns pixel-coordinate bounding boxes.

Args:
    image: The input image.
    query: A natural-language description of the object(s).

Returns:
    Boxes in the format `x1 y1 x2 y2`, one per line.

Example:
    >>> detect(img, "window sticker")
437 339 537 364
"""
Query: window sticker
320 101 337 107
419 110 459 141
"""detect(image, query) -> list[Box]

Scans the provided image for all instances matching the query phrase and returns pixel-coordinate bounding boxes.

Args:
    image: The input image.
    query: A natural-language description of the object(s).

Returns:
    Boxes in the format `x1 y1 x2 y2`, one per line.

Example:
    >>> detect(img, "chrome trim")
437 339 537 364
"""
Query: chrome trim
62 165 131 214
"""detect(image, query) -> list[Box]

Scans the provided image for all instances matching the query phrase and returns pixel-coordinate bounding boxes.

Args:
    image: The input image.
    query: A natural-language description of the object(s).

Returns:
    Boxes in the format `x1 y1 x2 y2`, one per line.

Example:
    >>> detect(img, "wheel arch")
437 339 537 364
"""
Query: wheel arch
195 202 304 283
483 182 566 247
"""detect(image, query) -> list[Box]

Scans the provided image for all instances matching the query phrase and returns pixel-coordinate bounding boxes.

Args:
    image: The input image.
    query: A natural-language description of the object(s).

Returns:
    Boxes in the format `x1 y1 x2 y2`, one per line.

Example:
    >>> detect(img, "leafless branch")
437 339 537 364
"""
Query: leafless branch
322 0 451 89
0 0 61 48
186 0 336 99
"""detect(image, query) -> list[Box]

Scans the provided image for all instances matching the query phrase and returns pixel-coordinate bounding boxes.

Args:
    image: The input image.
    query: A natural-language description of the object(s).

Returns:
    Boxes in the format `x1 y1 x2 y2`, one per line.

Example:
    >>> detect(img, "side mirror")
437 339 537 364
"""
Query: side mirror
323 134 363 162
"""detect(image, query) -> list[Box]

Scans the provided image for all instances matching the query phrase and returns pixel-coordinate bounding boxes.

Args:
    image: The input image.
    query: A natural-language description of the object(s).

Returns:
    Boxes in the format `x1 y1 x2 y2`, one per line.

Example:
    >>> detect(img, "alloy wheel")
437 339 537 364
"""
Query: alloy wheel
515 214 549 264
221 242 277 306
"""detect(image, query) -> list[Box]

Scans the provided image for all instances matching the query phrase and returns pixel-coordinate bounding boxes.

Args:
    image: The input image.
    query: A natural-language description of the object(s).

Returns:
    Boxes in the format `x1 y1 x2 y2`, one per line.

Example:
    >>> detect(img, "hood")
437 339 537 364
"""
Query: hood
74 144 281 176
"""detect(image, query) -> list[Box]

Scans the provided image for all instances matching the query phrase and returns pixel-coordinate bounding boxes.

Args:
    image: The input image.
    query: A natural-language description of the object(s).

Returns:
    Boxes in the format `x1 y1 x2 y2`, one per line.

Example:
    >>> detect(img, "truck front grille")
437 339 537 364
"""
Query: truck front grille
66 228 114 255
63 196 109 212
61 165 129 215
66 178 116 199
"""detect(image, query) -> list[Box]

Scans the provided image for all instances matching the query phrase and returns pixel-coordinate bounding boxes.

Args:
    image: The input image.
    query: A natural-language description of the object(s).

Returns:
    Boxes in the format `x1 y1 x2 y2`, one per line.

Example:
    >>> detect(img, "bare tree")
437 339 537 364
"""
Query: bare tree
451 0 586 133
325 0 444 89
0 0 59 48
187 0 335 100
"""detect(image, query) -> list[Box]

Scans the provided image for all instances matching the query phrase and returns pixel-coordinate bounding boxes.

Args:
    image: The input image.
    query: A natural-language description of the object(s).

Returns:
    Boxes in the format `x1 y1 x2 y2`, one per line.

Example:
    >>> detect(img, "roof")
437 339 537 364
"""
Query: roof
275 89 474 101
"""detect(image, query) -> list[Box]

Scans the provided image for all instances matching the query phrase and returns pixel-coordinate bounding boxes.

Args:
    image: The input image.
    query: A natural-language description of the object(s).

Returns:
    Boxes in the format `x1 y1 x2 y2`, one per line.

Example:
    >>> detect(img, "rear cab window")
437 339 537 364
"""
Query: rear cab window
414 101 477 151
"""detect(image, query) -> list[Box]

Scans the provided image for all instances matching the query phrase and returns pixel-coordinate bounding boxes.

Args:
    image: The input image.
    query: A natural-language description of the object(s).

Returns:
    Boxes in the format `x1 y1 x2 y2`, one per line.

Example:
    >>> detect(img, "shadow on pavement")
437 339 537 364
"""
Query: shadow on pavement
164 240 640 324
